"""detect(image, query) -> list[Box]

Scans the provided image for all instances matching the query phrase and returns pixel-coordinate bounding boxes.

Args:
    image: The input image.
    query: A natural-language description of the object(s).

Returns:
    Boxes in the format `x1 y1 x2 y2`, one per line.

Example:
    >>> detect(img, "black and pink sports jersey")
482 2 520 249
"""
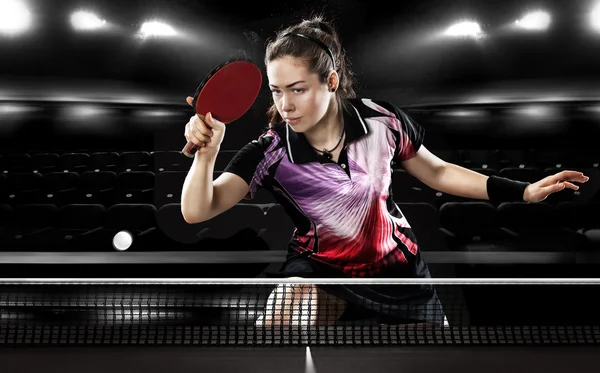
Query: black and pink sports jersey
224 98 428 277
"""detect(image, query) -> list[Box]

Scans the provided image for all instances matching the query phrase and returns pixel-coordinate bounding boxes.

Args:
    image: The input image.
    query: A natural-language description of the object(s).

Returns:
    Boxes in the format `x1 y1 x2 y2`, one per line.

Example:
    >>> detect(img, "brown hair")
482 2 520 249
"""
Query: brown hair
264 14 357 127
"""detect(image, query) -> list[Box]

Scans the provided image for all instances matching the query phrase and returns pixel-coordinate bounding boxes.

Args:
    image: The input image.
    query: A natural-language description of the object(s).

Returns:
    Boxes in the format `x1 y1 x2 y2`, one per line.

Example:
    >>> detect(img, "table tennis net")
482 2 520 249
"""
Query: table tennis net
1 279 600 345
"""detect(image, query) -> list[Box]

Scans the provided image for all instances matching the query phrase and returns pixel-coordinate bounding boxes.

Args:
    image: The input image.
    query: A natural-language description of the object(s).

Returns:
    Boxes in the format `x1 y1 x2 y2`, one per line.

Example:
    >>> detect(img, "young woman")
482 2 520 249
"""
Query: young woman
181 15 589 327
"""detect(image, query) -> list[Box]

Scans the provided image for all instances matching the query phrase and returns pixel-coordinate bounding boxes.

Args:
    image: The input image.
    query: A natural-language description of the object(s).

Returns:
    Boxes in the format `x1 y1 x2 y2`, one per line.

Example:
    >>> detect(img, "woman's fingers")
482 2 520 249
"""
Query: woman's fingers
190 115 214 136
547 170 587 185
192 129 211 143
561 181 579 190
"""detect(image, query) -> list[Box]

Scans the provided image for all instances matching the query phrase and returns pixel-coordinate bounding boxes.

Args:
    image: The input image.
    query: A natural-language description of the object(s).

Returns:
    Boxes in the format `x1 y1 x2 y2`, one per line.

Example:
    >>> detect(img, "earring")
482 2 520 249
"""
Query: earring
331 87 336 92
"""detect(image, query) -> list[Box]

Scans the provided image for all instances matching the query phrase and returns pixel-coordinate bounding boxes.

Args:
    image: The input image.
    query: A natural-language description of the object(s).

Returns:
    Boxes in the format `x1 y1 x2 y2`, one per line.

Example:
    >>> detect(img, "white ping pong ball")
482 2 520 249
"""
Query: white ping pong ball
112 230 133 251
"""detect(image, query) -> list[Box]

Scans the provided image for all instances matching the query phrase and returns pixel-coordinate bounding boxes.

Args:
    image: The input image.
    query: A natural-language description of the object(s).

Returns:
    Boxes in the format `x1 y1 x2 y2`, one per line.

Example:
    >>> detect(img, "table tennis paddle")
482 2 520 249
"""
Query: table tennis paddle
182 57 263 158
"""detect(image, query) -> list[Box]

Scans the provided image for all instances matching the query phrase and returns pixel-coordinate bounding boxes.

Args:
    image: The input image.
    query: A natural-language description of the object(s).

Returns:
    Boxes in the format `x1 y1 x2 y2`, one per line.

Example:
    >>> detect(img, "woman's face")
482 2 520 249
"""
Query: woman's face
267 56 332 132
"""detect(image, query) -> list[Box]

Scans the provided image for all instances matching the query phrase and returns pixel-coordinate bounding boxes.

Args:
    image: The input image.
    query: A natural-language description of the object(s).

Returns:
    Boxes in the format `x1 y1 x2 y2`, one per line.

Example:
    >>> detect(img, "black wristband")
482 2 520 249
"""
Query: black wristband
486 175 530 202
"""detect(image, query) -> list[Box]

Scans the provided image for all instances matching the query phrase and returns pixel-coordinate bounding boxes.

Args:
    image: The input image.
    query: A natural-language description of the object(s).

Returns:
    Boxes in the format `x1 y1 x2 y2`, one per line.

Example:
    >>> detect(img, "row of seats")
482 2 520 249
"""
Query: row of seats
1 201 598 252
2 148 599 176
0 171 276 207
2 167 598 208
409 201 600 253
432 148 600 170
0 203 290 252
0 150 219 175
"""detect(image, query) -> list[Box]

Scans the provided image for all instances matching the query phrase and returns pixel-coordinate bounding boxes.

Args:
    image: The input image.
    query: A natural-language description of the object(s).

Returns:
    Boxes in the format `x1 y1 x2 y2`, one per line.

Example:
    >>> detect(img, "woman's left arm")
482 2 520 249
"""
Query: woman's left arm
400 146 589 203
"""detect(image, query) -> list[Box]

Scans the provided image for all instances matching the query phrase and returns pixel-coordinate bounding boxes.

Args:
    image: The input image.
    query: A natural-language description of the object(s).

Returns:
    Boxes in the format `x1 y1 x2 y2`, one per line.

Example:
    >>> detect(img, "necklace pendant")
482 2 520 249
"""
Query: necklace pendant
323 150 332 160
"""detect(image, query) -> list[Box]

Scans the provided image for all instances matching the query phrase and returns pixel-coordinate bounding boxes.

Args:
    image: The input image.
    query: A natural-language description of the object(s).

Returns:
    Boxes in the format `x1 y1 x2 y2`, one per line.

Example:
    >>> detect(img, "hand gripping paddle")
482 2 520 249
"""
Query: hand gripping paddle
182 58 263 158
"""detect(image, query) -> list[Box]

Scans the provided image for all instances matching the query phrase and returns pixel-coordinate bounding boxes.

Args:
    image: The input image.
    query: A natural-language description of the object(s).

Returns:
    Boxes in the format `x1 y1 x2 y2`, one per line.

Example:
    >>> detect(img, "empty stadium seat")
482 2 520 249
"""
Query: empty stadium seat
460 149 500 170
557 202 600 250
154 171 187 208
88 152 120 172
438 202 504 251
498 167 544 184
496 202 586 251
496 149 535 169
77 171 118 206
40 172 80 206
5 173 44 205
119 151 152 172
0 154 32 174
577 149 600 169
116 171 155 204
533 149 571 170
31 153 60 174
58 152 90 173
27 204 107 250
0 204 59 250
152 150 192 173
58 204 107 249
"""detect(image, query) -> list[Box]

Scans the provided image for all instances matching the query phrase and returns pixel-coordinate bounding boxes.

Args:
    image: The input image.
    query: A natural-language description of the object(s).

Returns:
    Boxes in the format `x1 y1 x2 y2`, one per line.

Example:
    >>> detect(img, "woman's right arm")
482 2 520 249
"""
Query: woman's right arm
180 96 249 224
181 149 249 224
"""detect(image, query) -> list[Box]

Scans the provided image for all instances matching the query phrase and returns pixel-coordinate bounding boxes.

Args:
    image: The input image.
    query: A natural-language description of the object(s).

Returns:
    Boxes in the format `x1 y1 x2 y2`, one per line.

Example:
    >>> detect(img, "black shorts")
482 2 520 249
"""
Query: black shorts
272 250 447 325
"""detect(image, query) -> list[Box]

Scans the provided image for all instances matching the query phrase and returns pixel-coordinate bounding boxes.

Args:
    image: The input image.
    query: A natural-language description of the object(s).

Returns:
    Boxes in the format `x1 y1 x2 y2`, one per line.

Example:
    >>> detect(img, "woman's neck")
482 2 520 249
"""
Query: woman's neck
304 99 344 151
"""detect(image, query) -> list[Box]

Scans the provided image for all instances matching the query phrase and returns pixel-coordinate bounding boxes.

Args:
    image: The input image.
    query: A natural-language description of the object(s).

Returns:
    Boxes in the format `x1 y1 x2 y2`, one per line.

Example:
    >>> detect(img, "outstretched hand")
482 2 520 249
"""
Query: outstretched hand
524 170 589 203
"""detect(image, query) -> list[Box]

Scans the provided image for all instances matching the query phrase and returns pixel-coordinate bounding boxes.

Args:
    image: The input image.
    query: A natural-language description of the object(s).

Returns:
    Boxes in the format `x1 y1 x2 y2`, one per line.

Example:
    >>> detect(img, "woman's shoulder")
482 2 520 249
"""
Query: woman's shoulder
345 97 400 119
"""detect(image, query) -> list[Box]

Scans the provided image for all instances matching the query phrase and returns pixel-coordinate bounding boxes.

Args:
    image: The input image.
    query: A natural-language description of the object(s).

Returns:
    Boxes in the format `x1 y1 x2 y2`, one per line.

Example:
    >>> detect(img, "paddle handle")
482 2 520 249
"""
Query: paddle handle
182 114 213 158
